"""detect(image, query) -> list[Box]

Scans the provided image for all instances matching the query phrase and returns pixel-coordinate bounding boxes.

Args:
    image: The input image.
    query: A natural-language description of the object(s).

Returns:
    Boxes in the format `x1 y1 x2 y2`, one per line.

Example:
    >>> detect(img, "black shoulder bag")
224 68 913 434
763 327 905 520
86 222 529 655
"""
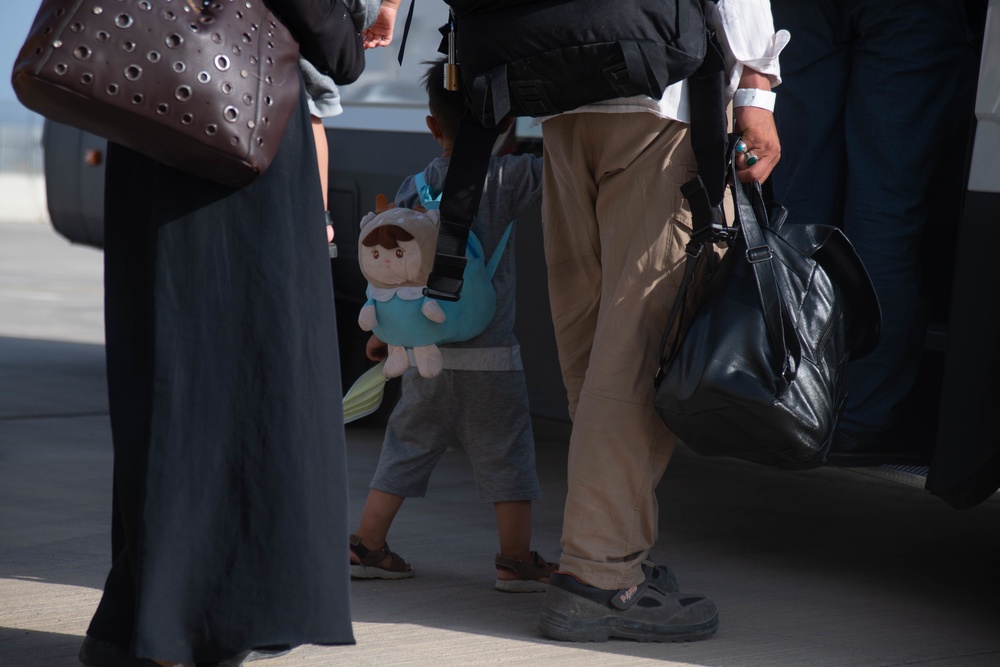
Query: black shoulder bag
653 143 883 469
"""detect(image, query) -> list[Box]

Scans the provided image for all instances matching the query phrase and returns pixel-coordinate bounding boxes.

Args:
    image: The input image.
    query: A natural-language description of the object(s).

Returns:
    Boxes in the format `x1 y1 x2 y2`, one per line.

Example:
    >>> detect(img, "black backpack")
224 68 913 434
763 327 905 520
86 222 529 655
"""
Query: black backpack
410 0 720 301
446 0 708 127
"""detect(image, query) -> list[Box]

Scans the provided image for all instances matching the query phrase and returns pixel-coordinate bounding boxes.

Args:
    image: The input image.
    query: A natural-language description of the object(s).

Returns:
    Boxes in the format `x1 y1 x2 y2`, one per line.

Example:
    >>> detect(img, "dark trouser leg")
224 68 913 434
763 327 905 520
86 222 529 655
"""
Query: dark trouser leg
771 0 975 437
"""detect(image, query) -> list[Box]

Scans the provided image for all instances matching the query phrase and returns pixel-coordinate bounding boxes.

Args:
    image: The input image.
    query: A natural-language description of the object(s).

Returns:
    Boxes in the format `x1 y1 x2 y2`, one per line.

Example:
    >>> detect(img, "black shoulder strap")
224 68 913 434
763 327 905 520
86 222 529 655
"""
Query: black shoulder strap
423 115 501 300
426 31 728 302
685 34 728 210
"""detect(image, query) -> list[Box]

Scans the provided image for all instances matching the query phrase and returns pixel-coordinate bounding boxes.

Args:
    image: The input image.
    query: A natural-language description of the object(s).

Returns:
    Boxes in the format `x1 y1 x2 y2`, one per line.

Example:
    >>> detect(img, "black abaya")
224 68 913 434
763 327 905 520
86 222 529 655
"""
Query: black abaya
88 88 353 663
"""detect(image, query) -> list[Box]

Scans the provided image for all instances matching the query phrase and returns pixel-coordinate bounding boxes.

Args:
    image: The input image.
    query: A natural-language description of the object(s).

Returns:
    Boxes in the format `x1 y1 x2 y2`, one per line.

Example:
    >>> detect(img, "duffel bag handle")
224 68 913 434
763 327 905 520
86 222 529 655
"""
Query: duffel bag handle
730 155 802 387
658 138 801 388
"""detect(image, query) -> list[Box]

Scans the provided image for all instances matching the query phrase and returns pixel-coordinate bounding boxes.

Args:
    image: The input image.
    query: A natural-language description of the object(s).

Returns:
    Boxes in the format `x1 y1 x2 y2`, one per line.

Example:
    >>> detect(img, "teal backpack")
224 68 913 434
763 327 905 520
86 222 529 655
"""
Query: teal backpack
366 172 512 349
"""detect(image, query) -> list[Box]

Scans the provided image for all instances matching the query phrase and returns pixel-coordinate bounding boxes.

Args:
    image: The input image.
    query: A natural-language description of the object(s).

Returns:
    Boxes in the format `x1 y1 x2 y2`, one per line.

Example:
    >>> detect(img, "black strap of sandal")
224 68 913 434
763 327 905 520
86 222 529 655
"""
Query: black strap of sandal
349 534 369 557
495 551 554 579
350 534 387 567
351 534 411 571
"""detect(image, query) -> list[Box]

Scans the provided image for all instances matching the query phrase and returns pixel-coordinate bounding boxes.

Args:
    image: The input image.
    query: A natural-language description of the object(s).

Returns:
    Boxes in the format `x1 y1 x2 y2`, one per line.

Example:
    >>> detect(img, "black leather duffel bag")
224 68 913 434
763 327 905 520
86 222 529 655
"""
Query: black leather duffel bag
654 148 882 469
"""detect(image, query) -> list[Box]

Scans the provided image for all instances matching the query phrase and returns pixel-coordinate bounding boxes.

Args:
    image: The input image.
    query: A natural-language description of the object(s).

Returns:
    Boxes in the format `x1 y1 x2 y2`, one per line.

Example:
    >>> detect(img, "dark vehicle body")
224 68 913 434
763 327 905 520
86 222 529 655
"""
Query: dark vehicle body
40 0 1000 507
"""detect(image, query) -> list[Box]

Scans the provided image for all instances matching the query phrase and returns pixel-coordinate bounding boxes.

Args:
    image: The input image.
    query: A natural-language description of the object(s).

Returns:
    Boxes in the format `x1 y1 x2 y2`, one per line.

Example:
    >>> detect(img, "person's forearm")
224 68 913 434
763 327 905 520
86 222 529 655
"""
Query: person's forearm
739 68 772 92
312 117 329 210
710 0 790 95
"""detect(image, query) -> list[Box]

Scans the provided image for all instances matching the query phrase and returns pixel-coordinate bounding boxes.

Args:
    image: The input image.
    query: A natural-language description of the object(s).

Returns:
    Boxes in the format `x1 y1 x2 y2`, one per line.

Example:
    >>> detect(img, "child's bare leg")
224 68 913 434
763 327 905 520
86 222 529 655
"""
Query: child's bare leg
494 500 537 581
352 489 405 567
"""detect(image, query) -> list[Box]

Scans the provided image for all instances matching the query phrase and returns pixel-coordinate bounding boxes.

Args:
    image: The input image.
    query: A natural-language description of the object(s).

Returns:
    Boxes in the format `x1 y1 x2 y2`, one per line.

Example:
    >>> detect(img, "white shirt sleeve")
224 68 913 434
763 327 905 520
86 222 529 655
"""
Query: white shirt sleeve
709 0 791 96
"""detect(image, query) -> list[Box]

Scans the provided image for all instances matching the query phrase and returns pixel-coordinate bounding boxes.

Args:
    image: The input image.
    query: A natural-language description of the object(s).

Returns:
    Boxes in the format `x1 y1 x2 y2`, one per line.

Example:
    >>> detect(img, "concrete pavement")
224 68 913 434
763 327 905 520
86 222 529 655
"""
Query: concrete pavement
2 221 1000 667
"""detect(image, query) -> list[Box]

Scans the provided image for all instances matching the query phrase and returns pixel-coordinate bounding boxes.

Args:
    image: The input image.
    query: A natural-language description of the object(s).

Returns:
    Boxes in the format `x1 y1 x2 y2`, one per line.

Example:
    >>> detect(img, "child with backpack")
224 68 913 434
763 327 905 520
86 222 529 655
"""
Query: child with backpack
347 57 553 591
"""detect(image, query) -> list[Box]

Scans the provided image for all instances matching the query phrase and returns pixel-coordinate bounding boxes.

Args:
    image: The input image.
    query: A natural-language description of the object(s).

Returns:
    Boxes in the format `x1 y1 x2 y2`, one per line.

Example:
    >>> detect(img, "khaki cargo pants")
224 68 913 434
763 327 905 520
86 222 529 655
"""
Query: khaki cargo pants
542 111 716 591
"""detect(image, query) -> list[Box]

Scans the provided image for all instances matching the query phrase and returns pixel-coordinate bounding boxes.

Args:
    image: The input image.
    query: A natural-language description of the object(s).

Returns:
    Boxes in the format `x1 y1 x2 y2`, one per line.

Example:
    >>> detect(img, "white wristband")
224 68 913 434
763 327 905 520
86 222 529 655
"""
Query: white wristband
733 88 776 112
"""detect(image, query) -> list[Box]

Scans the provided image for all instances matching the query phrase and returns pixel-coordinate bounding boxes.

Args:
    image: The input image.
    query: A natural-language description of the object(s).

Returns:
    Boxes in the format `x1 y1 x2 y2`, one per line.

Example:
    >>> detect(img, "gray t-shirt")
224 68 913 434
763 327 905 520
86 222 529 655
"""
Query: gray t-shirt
395 153 543 349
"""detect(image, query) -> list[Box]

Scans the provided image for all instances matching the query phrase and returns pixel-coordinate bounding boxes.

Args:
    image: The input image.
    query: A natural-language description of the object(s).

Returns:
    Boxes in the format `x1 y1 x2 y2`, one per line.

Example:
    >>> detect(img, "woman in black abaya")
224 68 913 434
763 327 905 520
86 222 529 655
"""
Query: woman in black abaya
79 5 359 665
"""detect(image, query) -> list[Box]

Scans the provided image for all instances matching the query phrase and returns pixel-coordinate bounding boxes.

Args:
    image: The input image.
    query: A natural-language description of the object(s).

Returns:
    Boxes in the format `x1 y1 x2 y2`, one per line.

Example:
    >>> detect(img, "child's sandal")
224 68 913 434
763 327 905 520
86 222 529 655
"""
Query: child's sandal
349 534 414 580
494 551 557 593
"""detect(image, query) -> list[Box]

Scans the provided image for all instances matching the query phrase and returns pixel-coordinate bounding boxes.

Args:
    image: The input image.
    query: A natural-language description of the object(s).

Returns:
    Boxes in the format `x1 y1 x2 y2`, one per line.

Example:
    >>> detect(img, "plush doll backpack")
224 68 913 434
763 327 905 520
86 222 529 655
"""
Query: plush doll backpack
357 176 513 378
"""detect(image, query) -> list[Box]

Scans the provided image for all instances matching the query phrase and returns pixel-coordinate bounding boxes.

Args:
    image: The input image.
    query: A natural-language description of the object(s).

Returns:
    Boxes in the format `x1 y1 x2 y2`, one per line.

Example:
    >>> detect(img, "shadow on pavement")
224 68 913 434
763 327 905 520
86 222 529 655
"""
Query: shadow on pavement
0 627 86 667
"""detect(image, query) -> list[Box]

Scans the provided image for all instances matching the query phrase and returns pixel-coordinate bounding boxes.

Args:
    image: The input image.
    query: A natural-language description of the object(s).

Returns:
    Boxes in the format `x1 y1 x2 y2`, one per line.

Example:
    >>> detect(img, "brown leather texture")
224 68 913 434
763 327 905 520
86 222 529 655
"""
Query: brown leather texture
13 0 301 188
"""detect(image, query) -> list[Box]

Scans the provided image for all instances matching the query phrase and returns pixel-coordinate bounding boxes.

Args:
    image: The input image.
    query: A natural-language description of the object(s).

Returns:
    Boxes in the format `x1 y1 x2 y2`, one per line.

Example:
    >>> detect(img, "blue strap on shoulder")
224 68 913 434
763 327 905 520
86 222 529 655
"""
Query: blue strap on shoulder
412 171 512 280
413 172 442 210
484 221 514 280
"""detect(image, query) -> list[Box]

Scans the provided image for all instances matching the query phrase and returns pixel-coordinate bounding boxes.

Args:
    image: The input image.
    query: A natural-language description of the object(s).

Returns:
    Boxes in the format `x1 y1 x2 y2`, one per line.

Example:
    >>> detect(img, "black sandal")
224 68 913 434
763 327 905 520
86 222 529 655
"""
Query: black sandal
349 533 414 580
495 551 557 592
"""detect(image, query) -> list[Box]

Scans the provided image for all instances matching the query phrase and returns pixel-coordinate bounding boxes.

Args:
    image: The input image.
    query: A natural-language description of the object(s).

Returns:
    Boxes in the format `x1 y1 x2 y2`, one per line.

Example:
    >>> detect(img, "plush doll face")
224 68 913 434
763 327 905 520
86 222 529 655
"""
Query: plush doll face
360 227 424 286
358 195 440 290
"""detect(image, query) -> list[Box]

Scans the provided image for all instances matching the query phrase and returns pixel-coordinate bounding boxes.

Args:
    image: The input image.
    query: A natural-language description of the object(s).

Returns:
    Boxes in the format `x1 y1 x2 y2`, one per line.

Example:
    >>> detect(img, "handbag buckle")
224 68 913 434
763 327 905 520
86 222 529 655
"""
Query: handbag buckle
685 241 704 259
745 245 773 263
683 176 735 247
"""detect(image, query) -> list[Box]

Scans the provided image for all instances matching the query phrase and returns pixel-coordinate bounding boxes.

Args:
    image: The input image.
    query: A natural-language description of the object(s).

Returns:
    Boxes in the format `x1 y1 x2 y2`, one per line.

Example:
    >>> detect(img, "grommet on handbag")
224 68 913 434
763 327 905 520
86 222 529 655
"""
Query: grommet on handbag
12 0 302 188
653 140 882 469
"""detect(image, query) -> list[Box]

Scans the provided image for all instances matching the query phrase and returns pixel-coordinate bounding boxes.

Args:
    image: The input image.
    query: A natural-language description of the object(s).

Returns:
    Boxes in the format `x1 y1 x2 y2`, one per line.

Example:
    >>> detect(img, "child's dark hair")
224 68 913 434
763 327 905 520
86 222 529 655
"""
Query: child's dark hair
421 58 466 140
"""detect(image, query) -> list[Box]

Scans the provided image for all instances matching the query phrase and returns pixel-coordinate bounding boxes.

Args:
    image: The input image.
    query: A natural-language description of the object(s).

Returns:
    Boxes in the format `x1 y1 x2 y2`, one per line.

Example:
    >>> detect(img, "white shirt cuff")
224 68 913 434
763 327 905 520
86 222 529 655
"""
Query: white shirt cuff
709 0 791 97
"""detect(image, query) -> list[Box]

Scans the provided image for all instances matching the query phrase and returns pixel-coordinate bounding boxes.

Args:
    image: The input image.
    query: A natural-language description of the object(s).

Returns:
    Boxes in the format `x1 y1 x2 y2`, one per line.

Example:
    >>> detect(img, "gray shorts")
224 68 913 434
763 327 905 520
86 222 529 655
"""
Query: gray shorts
370 369 540 503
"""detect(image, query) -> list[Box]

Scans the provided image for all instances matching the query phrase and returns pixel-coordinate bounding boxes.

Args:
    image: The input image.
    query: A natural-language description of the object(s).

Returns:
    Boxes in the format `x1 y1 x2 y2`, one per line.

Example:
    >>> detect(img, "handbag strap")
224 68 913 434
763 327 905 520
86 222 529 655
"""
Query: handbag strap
655 36 730 377
655 236 704 371
658 143 801 386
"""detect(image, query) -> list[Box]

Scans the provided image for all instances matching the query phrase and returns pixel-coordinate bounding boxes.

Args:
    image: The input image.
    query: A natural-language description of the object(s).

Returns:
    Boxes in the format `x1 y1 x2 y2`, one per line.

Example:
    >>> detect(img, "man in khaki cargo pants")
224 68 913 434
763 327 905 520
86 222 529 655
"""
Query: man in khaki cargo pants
538 0 789 643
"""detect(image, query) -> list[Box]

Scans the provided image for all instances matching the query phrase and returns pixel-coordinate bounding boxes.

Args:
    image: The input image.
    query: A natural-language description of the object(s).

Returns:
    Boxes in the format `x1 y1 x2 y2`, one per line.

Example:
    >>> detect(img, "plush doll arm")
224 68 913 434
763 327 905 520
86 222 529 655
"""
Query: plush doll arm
359 301 378 331
421 297 446 324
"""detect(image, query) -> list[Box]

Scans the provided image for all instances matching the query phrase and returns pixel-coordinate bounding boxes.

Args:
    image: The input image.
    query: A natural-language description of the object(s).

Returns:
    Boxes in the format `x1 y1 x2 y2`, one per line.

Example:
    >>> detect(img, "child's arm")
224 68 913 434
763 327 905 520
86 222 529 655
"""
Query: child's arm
300 56 340 249
312 119 329 211
366 334 388 362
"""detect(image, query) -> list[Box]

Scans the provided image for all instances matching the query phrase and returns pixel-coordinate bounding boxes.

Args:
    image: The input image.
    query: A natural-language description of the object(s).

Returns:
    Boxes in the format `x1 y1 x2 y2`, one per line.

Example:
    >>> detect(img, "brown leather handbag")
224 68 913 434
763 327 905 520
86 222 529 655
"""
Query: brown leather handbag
12 0 301 188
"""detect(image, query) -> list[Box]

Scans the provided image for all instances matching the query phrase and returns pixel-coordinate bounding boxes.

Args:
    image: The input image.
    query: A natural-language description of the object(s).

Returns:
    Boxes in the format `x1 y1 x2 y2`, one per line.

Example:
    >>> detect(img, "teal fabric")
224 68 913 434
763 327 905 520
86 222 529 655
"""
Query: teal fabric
367 172 513 348
368 230 497 347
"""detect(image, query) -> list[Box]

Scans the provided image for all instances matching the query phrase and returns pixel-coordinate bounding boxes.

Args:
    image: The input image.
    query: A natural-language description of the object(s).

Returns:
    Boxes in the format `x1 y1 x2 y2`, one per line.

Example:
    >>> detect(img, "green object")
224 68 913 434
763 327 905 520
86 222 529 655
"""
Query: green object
342 361 388 424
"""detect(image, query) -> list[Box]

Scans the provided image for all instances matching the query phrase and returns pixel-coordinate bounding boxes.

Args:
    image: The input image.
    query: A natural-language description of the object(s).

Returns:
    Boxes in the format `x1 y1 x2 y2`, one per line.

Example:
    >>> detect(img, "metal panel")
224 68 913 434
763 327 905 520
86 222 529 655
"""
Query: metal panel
968 0 1000 193
42 121 105 249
